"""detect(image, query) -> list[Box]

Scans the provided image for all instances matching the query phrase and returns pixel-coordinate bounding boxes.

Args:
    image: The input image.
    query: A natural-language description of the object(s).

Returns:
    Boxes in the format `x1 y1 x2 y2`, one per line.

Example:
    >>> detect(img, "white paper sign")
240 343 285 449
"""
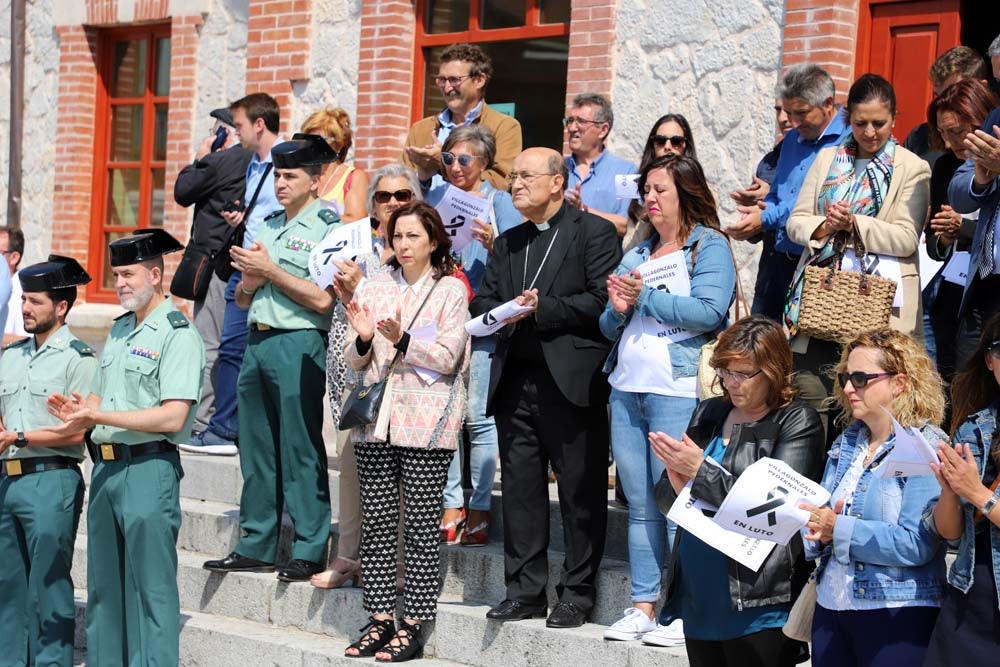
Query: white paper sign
433 185 491 252
942 251 971 286
713 458 831 546
872 412 939 479
840 249 903 309
667 481 777 572
406 323 441 386
614 174 641 200
634 252 698 343
918 235 943 291
308 221 374 289
465 299 533 337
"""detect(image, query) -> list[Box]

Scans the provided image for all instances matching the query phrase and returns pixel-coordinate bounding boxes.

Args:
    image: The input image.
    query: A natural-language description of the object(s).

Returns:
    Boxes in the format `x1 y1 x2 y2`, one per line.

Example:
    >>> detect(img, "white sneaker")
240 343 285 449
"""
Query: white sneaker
603 607 657 641
641 618 685 647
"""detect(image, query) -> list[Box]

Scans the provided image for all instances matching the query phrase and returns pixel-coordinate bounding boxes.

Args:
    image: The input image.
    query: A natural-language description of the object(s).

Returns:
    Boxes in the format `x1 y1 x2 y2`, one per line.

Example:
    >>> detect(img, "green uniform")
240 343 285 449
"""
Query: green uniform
0 326 96 667
87 298 204 667
236 200 338 564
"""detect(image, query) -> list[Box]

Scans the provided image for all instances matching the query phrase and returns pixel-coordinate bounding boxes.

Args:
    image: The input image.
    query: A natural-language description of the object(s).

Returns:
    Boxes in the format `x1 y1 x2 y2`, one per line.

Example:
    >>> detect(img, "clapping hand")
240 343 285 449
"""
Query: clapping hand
730 176 770 207
564 184 584 209
929 205 962 247
727 203 765 241
332 259 363 303
376 304 404 344
230 241 273 279
471 219 495 254
965 125 1000 185
801 499 844 545
649 431 703 492
46 391 98 432
608 271 643 311
506 289 539 324
931 442 985 504
345 300 375 342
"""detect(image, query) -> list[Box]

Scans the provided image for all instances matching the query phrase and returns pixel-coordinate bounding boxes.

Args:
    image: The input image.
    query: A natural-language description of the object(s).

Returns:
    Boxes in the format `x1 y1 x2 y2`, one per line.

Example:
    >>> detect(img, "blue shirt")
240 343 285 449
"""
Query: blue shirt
761 111 850 253
435 100 483 146
565 150 637 219
0 268 10 352
243 149 281 249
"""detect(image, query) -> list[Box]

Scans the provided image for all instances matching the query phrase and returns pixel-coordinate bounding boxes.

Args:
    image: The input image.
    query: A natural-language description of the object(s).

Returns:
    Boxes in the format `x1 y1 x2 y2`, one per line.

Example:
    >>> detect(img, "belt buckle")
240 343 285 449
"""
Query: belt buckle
100 444 116 461
5 459 22 476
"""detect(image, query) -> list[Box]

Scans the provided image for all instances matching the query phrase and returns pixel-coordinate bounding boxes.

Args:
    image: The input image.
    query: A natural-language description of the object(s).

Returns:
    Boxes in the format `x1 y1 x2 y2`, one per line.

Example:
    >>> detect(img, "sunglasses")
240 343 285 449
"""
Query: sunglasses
653 134 686 149
837 371 894 389
441 152 483 168
373 190 413 204
989 340 1000 359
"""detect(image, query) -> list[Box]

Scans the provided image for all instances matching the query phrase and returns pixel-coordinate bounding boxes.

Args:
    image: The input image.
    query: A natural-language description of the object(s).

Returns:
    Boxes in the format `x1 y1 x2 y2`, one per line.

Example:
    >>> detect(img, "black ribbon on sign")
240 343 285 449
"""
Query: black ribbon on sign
746 486 789 527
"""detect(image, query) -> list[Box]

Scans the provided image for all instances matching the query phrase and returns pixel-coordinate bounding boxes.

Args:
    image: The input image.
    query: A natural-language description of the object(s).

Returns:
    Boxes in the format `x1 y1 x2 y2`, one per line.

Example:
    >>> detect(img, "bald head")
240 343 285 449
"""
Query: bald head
511 148 568 223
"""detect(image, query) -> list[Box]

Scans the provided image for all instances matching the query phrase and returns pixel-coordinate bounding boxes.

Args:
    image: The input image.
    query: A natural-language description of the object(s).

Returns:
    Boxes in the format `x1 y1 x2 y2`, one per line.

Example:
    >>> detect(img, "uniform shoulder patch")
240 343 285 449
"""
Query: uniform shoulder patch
166 311 190 329
69 339 96 356
3 337 30 350
318 208 340 225
264 210 285 221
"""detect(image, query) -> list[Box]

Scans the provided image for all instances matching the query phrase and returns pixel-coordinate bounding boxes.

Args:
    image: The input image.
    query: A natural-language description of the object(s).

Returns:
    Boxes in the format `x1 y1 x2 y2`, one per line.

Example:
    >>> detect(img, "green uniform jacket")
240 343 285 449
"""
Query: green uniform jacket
248 199 342 331
91 298 205 446
0 324 98 460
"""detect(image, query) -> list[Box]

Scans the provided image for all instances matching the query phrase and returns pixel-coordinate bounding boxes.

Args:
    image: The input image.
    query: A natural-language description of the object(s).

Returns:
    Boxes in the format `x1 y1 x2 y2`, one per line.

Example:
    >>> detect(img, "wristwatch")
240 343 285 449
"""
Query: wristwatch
982 489 1000 518
14 431 28 448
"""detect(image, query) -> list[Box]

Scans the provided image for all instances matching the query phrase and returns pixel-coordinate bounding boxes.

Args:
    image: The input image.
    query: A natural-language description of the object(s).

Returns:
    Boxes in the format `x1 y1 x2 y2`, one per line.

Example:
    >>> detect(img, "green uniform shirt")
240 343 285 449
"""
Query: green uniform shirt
0 324 97 460
91 298 205 446
248 198 342 331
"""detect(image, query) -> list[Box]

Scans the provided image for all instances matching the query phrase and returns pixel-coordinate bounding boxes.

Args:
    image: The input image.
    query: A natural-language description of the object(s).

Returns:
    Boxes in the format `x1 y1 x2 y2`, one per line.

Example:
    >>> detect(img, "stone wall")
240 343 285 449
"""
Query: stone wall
0 0 62 265
193 0 250 139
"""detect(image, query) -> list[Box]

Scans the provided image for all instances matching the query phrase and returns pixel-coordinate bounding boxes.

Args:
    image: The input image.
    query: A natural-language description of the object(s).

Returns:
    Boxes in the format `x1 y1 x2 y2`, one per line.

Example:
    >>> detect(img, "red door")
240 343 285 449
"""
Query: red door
856 0 962 141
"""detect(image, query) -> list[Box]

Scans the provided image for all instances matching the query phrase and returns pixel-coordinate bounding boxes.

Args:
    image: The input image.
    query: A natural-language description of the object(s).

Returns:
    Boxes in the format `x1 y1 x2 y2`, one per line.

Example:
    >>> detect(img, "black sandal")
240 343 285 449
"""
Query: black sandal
344 616 395 658
375 619 424 663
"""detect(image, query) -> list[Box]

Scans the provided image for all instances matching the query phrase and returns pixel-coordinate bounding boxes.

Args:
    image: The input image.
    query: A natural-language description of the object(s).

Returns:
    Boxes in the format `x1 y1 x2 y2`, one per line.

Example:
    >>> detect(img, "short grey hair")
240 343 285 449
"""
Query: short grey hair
366 164 422 218
989 34 1000 58
572 93 614 131
777 64 835 107
442 125 497 169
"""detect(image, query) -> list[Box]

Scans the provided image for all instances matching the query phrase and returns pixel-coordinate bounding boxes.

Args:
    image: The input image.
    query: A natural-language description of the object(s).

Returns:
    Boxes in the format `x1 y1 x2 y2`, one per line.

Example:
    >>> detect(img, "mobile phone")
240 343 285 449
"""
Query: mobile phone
221 200 244 214
210 125 228 153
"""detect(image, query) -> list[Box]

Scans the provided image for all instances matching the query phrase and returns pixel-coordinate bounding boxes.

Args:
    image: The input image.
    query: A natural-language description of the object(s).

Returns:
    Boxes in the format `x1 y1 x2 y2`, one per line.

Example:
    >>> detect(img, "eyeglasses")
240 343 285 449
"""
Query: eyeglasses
441 152 483 168
508 172 556 185
715 368 763 384
562 116 601 129
988 340 1000 359
434 75 472 88
373 190 414 204
837 371 894 389
653 134 686 149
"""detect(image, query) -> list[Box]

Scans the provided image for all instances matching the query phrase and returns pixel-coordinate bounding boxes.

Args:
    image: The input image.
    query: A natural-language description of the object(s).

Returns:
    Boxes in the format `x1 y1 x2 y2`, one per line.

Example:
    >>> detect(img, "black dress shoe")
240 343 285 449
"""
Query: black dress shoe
546 601 586 628
203 552 274 573
486 599 547 622
277 558 324 582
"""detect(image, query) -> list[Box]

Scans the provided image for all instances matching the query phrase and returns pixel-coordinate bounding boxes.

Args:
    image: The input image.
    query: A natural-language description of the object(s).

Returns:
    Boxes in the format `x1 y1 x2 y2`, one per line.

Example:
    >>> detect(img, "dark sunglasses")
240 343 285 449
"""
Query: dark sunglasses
988 340 1000 359
653 134 686 149
373 190 413 204
837 371 894 389
441 152 482 168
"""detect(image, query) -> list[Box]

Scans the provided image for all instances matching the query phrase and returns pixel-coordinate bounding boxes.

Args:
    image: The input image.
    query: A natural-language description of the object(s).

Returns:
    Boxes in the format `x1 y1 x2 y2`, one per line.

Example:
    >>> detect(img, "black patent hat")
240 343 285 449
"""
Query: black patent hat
108 229 184 267
19 254 92 292
271 133 339 168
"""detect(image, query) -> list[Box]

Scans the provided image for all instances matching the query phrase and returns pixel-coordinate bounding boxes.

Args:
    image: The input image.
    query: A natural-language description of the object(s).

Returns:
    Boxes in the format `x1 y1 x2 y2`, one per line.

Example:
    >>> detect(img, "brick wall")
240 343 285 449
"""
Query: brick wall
781 0 860 100
565 0 616 102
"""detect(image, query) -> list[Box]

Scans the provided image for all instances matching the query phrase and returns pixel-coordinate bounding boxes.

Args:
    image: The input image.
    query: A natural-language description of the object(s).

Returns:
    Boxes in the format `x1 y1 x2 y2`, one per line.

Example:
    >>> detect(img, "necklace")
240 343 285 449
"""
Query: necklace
319 162 346 196
522 229 561 292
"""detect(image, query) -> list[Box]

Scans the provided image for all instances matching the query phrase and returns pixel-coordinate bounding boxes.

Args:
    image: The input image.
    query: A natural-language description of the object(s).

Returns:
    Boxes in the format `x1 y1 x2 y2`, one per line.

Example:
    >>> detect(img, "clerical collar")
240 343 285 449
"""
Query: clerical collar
530 202 569 234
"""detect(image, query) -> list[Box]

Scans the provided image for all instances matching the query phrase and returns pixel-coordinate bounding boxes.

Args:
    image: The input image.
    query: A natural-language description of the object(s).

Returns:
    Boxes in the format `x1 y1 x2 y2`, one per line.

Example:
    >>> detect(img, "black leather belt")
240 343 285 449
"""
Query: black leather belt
96 440 176 463
1 455 80 478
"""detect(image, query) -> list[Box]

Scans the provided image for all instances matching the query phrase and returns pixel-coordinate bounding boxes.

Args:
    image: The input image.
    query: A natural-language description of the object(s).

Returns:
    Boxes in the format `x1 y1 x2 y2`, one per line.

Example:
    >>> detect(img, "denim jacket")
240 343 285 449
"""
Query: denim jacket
805 421 947 604
598 225 735 380
923 403 1000 604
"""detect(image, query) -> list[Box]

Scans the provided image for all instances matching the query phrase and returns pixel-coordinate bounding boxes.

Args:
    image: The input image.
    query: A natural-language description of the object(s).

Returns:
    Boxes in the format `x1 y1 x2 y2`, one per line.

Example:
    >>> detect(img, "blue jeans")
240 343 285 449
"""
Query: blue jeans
207 272 249 441
921 271 941 363
610 388 697 603
443 337 498 511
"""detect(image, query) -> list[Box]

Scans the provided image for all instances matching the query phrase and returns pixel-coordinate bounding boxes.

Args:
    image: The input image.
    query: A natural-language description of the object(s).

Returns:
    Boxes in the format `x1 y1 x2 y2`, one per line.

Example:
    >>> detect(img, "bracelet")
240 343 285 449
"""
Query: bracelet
239 282 256 296
981 488 1000 518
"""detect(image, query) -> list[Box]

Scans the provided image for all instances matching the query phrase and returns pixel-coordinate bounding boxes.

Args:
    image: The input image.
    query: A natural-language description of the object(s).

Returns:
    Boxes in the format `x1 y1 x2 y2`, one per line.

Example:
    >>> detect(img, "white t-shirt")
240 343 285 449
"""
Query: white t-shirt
608 312 697 398
5 271 25 337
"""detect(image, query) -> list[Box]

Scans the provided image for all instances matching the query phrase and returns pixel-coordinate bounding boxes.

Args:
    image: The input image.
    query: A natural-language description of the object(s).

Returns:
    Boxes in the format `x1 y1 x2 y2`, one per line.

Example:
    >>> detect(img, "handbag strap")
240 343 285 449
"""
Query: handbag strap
691 231 747 322
384 278 440 375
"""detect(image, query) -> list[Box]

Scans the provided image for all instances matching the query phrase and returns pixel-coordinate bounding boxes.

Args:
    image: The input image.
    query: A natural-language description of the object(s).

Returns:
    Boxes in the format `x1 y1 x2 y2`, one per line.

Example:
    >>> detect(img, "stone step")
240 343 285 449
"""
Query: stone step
174 452 631 560
72 591 467 667
71 551 688 667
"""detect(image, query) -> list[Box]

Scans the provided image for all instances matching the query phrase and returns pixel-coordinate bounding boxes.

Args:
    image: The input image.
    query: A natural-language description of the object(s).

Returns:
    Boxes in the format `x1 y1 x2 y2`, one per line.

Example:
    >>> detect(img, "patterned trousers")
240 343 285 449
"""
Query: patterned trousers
355 442 454 620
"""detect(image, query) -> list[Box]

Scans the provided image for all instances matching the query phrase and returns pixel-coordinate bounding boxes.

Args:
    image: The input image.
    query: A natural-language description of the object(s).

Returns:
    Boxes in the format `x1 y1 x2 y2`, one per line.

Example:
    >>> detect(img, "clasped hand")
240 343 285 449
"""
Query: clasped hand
231 241 273 289
800 499 844 545
607 271 643 313
649 431 703 493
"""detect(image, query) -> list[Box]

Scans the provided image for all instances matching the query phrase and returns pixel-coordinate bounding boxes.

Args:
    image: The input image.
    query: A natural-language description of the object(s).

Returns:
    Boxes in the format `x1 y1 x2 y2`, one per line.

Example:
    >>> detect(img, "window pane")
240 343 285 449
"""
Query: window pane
424 0 468 33
155 37 171 96
110 105 144 162
154 104 168 161
106 168 141 227
151 169 165 227
481 0 526 29
539 0 570 24
112 39 147 98
101 231 132 290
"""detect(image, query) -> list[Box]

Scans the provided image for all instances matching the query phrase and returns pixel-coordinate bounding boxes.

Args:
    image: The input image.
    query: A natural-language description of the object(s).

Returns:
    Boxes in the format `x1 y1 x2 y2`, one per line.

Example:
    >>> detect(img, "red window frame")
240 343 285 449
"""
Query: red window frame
87 24 171 302
411 0 570 123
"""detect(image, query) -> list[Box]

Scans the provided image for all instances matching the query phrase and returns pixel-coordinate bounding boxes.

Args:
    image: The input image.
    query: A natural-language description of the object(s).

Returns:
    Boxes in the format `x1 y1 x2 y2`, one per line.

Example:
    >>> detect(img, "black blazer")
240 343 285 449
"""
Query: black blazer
173 144 253 254
470 202 622 410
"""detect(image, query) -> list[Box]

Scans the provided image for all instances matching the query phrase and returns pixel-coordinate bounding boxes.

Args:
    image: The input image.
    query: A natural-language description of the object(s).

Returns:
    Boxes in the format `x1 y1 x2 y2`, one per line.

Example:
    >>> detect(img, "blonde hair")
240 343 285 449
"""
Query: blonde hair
831 329 945 429
300 107 353 160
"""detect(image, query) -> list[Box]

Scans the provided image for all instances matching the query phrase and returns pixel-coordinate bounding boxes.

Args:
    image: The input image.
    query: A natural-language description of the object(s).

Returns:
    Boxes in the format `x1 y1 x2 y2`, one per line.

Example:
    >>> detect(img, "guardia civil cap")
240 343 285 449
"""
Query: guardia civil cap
271 133 339 168
18 254 92 292
108 228 184 267
209 107 235 127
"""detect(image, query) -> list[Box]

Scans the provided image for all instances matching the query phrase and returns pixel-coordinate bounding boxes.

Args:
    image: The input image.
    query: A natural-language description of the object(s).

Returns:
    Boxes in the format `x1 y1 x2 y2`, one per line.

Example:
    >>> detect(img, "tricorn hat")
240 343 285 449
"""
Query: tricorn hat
109 229 184 267
18 254 91 292
271 133 340 169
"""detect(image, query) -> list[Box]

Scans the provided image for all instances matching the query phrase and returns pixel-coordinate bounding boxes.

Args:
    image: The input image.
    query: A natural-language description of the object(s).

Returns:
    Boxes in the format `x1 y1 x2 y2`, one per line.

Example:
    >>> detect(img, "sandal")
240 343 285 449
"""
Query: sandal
375 619 424 663
344 616 395 658
440 507 466 544
311 557 361 589
460 509 490 547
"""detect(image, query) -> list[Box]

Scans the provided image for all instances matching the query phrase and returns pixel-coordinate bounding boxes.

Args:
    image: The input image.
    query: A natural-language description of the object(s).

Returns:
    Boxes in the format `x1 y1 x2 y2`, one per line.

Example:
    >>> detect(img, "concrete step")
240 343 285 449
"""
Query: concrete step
174 452 631 560
72 591 467 667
